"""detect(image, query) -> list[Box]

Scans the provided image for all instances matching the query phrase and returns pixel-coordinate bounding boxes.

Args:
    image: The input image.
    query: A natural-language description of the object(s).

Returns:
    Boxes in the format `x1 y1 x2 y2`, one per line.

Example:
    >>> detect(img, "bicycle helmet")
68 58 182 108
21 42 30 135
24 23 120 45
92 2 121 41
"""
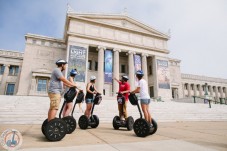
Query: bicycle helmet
70 69 78 76
136 70 144 76
56 59 67 65
90 76 96 80
122 75 129 81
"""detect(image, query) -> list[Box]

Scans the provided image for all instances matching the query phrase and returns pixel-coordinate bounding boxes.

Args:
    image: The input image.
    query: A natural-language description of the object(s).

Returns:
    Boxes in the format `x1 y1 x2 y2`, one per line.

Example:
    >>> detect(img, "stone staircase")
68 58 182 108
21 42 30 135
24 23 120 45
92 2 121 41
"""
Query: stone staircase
0 95 227 124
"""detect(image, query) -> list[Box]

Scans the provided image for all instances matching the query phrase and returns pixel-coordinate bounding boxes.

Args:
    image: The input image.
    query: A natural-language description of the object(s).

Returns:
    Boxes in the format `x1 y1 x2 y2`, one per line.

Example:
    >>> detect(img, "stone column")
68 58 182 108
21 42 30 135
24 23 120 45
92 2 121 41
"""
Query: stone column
97 46 105 93
182 83 185 98
193 84 197 96
187 83 191 97
214 86 219 99
209 86 214 97
199 84 203 97
113 48 120 94
128 51 135 90
152 56 158 98
0 64 10 95
220 87 224 98
142 54 148 82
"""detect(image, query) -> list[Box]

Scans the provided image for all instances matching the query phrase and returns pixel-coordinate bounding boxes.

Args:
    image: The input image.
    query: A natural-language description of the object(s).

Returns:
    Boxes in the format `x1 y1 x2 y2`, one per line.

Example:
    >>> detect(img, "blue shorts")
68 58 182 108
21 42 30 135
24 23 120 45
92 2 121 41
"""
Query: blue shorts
140 99 150 105
85 98 93 104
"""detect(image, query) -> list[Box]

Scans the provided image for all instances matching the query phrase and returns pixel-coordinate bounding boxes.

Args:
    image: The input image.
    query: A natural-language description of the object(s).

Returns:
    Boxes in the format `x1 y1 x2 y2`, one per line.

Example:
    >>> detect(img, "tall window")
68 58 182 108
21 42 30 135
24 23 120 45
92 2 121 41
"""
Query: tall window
150 86 154 97
6 83 15 95
149 65 153 75
95 61 98 71
88 60 92 70
0 65 5 75
121 64 126 73
9 66 19 76
37 79 47 92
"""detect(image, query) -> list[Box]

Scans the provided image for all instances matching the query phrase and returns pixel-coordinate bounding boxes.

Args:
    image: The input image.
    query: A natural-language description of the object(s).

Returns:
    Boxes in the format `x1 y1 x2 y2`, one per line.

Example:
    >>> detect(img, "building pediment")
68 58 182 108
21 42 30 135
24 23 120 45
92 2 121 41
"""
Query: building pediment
67 13 169 40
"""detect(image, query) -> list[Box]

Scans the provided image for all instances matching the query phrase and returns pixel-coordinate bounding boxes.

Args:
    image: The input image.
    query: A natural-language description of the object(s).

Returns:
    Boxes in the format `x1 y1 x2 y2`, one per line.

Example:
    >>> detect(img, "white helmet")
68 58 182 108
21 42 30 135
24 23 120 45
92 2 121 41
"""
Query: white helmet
90 76 96 80
56 59 67 65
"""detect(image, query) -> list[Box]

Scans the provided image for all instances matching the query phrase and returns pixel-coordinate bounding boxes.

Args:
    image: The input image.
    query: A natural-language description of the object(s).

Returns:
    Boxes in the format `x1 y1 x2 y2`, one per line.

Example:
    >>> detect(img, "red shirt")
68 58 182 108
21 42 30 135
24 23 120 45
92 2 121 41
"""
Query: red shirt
119 81 130 101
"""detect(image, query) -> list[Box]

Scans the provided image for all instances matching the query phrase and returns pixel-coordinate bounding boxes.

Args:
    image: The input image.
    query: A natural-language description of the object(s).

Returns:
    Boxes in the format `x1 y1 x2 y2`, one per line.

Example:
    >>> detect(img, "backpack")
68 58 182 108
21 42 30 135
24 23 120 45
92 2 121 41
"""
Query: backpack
76 91 85 103
64 87 77 103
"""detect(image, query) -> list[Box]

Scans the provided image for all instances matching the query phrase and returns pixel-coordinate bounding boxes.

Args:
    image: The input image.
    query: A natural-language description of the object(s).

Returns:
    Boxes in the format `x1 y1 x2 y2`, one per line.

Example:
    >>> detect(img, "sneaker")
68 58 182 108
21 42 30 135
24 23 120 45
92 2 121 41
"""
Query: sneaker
150 124 153 128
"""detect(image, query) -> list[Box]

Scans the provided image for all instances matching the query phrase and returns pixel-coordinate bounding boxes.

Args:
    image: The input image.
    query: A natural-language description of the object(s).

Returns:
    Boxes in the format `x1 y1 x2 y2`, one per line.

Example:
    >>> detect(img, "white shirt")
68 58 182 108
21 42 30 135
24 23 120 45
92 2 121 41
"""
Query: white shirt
138 79 150 99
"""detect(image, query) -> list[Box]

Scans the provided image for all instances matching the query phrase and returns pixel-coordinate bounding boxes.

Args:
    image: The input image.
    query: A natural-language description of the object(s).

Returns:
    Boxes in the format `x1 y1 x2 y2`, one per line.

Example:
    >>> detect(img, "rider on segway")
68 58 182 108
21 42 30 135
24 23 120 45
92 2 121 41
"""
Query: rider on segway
131 70 153 128
113 75 130 123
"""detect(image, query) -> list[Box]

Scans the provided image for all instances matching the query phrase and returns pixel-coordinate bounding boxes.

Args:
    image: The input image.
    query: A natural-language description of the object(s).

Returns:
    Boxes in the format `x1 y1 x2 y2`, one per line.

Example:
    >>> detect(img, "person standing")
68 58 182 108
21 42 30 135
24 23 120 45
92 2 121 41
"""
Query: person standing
48 59 77 121
114 76 130 121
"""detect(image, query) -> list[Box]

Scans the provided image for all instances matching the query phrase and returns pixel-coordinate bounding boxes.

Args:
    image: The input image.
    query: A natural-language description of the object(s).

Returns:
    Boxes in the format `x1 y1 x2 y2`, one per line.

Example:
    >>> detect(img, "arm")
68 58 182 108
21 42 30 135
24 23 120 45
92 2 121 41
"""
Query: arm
131 87 140 94
113 77 120 83
121 83 130 94
59 76 76 87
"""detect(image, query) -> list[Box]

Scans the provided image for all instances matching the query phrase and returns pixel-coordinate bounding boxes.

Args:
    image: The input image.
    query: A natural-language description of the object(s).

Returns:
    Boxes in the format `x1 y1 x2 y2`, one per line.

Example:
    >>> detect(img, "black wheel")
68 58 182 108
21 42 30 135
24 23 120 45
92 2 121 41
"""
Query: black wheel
133 118 150 137
41 119 48 135
78 115 89 129
90 115 99 128
62 116 77 134
45 118 67 141
112 116 120 130
150 119 158 135
126 116 134 131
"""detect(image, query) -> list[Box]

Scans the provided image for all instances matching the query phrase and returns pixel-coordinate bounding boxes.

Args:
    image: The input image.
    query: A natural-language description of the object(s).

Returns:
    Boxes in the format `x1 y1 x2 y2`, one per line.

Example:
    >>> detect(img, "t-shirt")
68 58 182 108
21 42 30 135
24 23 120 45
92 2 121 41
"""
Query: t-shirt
138 79 150 99
48 68 64 94
119 81 130 101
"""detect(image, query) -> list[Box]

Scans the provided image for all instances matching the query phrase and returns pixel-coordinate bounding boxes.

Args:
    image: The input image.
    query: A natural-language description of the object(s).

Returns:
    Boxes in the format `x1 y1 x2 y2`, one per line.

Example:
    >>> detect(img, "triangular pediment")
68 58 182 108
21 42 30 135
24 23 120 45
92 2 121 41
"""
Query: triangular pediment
68 13 169 39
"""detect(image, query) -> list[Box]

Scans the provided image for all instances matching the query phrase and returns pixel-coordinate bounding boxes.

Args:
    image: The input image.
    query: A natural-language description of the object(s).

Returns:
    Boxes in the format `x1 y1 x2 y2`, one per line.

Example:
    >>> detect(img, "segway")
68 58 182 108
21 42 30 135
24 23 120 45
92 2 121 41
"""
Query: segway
78 93 102 129
41 87 77 141
128 93 158 137
112 93 134 130
62 91 84 134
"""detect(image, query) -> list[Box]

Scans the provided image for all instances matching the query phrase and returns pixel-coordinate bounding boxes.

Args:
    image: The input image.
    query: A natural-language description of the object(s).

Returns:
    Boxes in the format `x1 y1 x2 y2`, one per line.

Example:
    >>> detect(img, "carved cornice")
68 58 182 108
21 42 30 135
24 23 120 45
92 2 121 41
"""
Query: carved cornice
0 49 24 60
67 32 169 54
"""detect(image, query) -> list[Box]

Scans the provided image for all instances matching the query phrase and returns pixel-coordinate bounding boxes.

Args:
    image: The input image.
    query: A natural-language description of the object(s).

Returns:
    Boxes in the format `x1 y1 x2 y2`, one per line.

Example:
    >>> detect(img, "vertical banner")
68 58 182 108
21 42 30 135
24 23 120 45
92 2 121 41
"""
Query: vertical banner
104 50 113 83
157 59 170 89
68 45 87 82
134 54 142 71
134 54 142 86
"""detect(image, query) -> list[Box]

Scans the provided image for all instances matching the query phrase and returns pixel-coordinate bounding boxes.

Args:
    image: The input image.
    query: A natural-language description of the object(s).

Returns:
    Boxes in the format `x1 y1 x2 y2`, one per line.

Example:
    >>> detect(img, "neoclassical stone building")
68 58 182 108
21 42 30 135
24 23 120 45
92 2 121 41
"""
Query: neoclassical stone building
0 12 226 101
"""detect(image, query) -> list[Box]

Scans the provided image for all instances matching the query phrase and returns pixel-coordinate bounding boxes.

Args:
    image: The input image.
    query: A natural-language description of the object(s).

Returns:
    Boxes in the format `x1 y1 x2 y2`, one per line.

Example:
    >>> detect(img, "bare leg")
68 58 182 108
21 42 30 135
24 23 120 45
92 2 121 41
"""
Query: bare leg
78 103 83 112
63 102 73 117
48 109 57 121
85 103 92 118
141 104 149 122
62 105 67 117
147 105 152 124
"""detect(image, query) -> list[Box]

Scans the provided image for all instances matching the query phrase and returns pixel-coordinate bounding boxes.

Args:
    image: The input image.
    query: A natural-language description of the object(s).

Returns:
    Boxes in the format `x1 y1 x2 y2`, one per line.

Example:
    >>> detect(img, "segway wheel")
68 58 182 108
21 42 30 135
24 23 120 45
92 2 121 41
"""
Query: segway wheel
133 119 150 137
41 118 48 135
62 116 77 134
45 118 67 141
126 116 134 131
149 119 158 135
112 116 120 130
90 115 99 128
78 115 89 129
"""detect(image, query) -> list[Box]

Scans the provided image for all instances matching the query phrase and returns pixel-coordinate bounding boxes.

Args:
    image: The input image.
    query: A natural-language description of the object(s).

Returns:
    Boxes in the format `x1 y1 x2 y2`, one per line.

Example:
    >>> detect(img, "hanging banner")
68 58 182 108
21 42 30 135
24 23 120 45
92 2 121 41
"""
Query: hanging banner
134 54 142 71
157 59 170 89
68 45 87 82
134 54 142 86
104 50 113 83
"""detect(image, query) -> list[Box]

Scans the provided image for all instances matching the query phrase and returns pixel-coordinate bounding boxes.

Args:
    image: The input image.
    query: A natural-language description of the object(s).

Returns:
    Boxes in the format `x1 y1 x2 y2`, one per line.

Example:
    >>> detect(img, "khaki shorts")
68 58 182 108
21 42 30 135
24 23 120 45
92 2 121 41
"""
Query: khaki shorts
48 93 61 110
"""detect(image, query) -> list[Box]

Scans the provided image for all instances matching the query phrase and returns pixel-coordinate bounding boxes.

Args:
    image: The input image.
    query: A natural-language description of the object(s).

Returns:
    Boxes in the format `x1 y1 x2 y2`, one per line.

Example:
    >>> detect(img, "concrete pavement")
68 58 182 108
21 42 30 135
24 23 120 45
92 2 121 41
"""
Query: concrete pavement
1 122 227 151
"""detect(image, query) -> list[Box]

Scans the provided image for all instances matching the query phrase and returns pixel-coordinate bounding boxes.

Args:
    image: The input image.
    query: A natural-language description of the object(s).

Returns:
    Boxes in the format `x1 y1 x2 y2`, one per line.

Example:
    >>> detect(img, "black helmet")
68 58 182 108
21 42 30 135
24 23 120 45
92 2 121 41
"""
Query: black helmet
56 59 67 65
122 75 129 81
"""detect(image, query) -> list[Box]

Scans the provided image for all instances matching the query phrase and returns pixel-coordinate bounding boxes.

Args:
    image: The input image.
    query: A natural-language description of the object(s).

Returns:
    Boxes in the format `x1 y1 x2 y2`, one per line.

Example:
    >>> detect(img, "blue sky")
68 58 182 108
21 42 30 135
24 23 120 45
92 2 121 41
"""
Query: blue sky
0 0 227 79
